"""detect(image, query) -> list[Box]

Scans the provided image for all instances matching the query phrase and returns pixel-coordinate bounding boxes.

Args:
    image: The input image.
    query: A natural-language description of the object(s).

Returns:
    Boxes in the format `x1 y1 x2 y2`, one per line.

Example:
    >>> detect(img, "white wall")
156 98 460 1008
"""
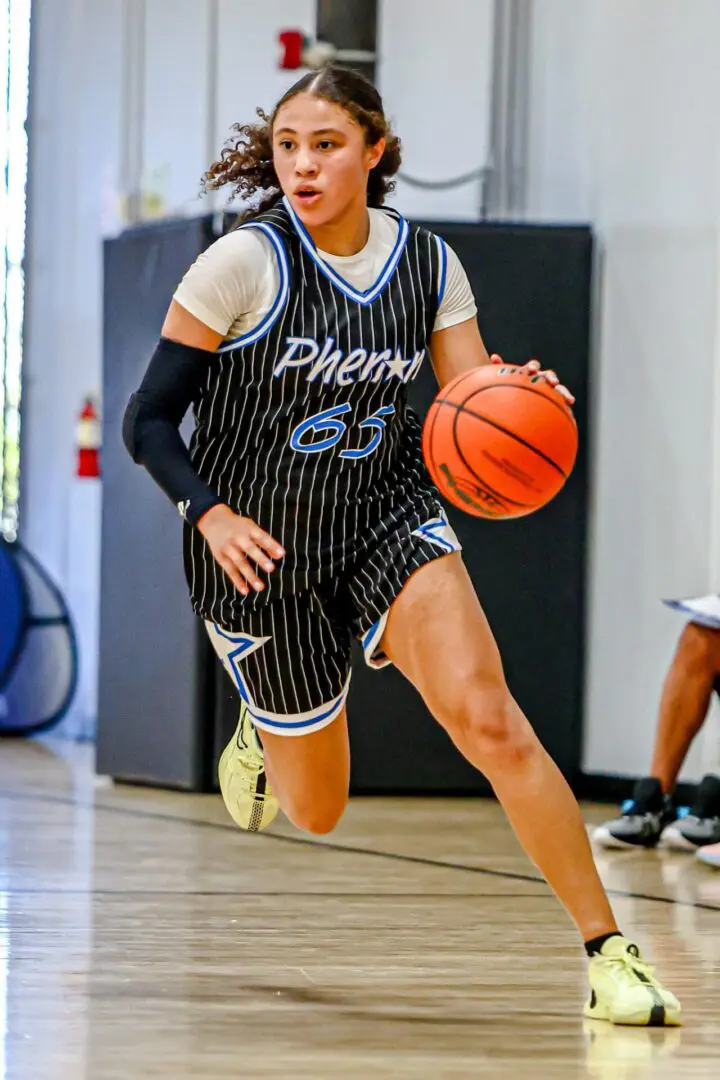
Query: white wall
527 0 720 779
141 0 212 219
377 0 495 221
139 0 316 220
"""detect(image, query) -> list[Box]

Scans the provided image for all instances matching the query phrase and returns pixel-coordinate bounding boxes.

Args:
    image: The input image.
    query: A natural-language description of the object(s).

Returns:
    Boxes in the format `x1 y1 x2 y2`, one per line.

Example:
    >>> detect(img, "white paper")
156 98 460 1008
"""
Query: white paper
663 593 720 630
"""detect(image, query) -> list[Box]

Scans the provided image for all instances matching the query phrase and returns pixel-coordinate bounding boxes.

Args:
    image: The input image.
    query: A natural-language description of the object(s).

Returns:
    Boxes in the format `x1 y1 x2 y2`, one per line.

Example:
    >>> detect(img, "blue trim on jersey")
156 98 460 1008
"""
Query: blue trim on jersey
282 195 410 306
436 236 448 308
411 511 461 556
250 693 346 731
216 223 290 354
212 622 350 731
361 618 381 652
360 610 392 670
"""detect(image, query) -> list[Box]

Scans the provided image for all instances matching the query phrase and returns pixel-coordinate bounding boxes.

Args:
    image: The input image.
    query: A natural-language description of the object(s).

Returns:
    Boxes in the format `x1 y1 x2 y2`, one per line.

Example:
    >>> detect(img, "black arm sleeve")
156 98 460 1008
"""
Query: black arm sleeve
122 337 223 527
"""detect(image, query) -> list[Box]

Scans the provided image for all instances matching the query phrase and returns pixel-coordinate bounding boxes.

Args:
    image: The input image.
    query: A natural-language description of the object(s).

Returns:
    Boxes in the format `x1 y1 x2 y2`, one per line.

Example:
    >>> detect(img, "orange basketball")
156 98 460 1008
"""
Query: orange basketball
422 365 578 519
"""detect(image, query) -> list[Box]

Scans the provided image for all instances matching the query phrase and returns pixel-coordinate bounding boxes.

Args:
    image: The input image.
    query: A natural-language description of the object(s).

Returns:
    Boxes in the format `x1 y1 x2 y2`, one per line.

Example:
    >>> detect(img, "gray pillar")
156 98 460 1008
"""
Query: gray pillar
119 0 146 225
485 0 532 219
316 0 377 82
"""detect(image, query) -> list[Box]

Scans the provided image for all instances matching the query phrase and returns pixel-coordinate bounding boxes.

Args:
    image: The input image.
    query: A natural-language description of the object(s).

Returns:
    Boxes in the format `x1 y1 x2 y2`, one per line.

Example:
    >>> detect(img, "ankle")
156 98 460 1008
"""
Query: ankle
585 930 623 957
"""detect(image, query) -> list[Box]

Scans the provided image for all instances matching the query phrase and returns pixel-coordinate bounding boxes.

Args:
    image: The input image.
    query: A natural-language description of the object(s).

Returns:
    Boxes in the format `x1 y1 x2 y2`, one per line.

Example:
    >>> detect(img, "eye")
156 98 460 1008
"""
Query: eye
317 140 336 151
277 139 294 152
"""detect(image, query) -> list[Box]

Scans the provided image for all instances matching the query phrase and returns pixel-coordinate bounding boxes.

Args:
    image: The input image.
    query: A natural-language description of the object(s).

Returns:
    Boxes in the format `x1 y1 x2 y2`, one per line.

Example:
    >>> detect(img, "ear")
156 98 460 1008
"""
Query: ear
366 137 386 171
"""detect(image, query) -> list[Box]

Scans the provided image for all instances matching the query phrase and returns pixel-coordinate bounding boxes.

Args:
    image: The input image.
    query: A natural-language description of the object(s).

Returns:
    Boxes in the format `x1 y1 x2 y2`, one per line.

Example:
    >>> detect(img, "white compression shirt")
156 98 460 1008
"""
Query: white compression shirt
174 206 477 345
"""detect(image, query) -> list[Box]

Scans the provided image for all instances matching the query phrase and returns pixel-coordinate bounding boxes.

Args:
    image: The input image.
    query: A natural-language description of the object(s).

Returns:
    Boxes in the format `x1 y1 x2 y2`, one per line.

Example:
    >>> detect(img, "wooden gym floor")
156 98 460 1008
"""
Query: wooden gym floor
0 738 718 1079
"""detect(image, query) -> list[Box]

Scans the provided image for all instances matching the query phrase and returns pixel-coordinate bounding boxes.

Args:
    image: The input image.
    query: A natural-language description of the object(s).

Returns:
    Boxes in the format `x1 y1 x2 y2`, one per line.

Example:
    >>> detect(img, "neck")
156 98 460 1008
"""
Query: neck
306 192 371 256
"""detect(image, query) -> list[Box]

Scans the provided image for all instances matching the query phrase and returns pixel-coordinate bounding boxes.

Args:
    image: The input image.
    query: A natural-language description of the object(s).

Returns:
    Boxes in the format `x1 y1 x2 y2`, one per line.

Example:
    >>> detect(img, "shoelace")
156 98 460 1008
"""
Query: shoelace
605 947 657 987
235 725 265 774
236 751 264 774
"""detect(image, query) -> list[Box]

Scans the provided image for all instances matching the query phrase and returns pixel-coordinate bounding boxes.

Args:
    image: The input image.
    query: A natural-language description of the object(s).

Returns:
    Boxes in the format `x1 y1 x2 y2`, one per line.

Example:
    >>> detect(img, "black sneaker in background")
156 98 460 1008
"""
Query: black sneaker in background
661 774 720 850
592 777 676 849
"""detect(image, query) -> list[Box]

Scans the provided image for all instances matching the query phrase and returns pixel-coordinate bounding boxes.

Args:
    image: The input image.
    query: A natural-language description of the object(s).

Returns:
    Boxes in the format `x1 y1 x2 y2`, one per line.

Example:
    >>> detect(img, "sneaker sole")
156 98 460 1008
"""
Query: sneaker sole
661 829 702 852
584 998 682 1027
697 849 720 868
592 827 661 850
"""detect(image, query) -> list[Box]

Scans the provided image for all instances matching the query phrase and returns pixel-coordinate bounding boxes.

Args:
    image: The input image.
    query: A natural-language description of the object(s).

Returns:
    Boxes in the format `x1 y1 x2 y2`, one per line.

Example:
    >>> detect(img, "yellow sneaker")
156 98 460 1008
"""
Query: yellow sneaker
218 704 279 832
585 937 681 1026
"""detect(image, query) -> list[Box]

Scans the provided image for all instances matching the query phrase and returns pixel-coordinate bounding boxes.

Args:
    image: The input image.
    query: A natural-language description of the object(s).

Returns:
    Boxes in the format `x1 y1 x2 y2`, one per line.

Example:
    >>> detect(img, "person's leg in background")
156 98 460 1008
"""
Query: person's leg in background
593 623 720 851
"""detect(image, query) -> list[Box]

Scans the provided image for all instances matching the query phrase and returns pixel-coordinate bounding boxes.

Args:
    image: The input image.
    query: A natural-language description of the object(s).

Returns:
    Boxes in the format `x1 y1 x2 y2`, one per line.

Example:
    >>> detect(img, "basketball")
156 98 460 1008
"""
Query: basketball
422 364 578 519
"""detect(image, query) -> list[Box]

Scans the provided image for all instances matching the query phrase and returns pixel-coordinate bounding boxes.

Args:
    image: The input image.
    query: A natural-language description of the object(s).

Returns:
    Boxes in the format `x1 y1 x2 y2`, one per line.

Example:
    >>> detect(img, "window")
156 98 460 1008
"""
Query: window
1 0 31 541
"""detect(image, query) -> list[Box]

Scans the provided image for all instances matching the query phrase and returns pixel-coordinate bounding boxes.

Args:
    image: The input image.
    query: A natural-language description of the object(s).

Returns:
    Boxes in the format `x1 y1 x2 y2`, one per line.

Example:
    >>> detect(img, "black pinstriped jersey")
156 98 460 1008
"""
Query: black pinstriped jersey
184 197 446 627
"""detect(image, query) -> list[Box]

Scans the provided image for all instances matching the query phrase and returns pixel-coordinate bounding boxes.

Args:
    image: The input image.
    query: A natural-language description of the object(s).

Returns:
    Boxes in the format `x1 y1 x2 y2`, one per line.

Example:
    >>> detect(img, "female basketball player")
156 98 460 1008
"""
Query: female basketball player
123 66 680 1025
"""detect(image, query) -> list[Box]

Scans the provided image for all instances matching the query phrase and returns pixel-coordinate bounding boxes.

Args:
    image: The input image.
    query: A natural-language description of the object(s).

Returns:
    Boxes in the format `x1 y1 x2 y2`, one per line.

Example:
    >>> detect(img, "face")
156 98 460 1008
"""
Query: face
273 94 385 227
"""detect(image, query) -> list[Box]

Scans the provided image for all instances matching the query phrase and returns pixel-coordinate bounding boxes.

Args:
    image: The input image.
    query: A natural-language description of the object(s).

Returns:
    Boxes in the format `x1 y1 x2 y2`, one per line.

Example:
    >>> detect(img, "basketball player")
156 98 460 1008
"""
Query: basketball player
123 66 680 1024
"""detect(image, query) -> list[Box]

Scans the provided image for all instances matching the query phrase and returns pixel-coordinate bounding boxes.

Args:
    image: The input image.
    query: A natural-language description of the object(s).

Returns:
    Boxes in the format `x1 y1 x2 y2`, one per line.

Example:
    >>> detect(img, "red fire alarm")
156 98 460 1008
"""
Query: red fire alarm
278 29 306 70
277 30 375 71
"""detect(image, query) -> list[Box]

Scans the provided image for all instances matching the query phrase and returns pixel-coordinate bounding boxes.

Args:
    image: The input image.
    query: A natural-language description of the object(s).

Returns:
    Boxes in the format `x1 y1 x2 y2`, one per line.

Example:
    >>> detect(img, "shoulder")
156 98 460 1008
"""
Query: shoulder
371 207 444 266
369 206 402 238
174 226 283 336
177 226 282 304
193 226 277 277
398 216 448 268
434 239 477 329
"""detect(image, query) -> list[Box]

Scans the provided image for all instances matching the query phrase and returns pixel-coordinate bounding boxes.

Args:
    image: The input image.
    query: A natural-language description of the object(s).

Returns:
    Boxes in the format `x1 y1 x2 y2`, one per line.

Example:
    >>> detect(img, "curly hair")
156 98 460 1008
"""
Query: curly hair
203 66 402 222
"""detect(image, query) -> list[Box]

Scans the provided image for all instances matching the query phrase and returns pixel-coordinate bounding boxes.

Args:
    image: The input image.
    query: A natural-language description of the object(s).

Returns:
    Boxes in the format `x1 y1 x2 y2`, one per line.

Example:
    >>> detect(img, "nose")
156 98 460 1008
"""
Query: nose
295 146 318 176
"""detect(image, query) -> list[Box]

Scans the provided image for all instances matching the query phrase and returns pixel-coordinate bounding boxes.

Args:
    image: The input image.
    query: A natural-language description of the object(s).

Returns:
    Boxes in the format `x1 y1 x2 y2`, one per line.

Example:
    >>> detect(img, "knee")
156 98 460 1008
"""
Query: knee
678 622 720 674
438 680 536 770
286 795 347 836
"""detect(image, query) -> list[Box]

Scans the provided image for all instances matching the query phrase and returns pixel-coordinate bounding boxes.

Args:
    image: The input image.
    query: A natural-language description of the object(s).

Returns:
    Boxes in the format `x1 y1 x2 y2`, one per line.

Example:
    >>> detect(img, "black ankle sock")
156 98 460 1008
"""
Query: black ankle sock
585 931 624 957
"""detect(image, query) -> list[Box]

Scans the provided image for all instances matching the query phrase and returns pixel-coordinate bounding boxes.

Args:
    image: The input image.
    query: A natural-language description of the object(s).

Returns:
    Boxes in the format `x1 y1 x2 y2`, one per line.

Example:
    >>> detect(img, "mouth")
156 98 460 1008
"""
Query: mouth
294 187 322 207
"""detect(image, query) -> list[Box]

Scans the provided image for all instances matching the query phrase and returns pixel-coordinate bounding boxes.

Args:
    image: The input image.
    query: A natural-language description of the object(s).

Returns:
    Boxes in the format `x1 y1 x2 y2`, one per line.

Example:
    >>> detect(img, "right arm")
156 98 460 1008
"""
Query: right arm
122 245 285 596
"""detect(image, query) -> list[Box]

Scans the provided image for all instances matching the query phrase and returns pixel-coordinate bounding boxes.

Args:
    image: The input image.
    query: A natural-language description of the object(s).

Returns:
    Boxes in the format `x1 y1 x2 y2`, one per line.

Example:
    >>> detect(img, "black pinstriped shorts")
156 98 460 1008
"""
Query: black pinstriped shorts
206 507 461 737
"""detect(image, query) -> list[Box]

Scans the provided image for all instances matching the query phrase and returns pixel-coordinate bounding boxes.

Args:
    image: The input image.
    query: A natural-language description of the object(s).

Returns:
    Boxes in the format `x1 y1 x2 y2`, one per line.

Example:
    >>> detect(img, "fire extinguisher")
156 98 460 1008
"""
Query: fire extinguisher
76 396 101 479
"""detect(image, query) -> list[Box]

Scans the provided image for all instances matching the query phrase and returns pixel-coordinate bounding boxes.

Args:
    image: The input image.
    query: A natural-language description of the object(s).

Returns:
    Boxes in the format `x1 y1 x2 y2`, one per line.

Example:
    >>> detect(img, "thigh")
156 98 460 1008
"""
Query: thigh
260 706 350 817
682 622 720 670
379 551 507 717
346 504 463 670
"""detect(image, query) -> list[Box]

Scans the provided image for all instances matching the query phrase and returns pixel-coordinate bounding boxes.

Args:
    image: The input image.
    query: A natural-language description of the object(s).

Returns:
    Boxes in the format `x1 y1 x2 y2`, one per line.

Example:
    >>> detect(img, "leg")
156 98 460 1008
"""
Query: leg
380 552 617 941
352 513 679 1023
649 623 720 792
260 712 350 834
205 587 352 835
591 623 720 851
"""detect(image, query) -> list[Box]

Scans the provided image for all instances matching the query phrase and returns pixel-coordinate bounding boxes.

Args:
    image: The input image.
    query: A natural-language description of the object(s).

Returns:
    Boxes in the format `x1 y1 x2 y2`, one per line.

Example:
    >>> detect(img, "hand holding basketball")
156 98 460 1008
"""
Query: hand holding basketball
422 361 578 520
490 354 575 405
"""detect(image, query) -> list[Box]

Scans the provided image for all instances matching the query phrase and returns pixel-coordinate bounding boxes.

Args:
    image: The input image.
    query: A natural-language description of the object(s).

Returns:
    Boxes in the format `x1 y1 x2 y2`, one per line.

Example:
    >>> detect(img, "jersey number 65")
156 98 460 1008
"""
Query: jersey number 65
290 403 396 461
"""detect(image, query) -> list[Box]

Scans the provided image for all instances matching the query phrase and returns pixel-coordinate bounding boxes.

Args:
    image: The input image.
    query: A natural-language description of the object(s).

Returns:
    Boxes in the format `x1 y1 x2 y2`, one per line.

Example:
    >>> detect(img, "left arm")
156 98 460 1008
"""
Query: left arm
429 317 492 387
430 316 575 405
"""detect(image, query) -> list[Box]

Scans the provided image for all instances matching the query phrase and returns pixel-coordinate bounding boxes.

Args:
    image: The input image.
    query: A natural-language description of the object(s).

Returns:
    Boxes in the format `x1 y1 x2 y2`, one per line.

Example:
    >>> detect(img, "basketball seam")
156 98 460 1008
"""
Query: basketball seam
457 380 578 427
437 398 570 478
424 367 481 485
450 407 535 510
